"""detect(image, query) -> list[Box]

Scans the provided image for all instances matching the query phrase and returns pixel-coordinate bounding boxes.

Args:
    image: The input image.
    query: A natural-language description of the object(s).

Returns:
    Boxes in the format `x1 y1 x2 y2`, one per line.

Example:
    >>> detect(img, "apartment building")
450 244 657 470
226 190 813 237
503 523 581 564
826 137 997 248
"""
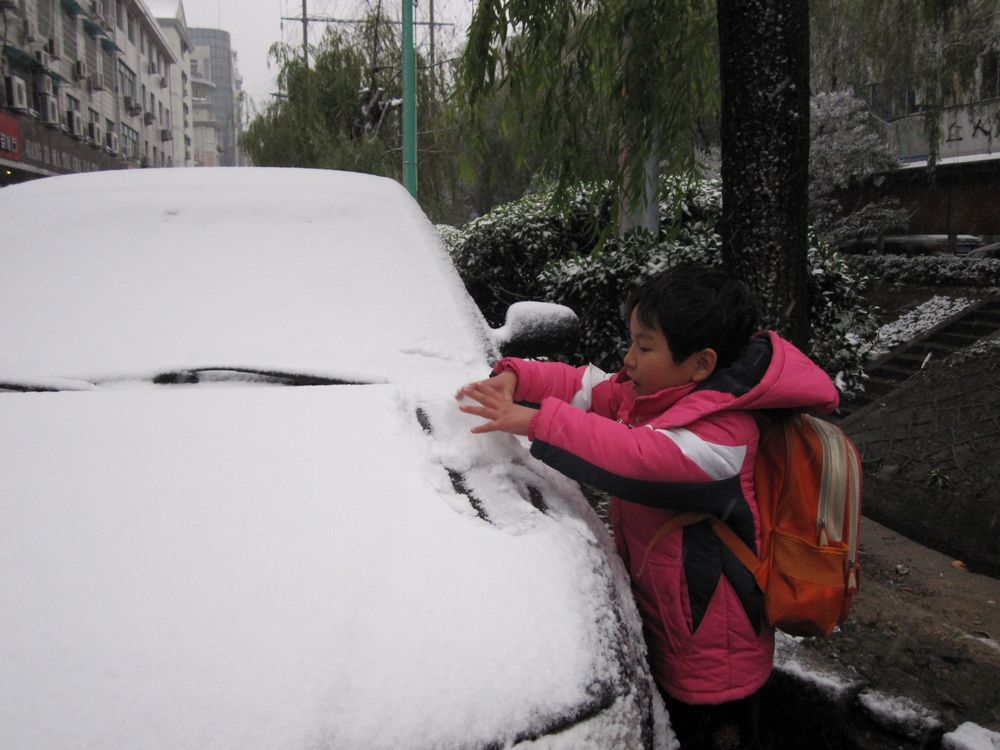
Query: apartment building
0 0 192 185
188 27 243 167
148 0 192 166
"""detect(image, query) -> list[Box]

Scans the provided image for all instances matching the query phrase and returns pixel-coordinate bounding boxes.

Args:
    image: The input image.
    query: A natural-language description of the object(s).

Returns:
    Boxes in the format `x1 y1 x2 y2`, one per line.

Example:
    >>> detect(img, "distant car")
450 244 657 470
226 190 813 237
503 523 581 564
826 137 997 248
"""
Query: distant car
967 241 1000 259
843 234 983 256
0 168 659 749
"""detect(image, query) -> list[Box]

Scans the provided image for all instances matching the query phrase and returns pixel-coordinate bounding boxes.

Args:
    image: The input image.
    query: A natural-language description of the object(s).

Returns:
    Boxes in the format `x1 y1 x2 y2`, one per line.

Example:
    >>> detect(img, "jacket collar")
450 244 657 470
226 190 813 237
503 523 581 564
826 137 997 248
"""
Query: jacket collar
612 371 697 425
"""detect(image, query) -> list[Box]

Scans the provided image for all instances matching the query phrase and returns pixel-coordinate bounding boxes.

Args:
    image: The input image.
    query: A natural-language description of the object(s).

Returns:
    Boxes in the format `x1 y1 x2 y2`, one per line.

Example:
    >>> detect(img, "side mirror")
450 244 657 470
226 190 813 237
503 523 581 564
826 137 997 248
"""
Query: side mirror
491 301 579 358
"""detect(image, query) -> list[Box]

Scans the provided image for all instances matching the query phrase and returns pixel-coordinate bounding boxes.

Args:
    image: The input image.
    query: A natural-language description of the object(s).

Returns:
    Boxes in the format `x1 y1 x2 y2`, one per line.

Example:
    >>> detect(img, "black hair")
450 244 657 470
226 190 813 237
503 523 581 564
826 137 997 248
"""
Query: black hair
625 263 759 368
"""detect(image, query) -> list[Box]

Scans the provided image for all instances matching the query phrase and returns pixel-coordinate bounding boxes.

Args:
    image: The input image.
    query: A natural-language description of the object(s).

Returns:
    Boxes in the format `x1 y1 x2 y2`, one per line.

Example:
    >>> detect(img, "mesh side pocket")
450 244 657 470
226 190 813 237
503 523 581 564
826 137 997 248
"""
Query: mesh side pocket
771 529 847 588
766 530 850 637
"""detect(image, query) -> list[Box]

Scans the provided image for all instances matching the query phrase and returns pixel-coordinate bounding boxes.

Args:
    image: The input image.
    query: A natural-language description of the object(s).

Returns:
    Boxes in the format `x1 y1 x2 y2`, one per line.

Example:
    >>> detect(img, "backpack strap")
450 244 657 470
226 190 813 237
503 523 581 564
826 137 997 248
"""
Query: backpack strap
637 512 710 577
638 513 764 585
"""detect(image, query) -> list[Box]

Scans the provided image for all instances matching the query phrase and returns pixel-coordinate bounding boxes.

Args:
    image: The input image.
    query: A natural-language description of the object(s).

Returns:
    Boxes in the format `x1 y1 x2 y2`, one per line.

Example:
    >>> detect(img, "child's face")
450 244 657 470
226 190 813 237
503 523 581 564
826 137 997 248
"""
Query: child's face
624 308 709 396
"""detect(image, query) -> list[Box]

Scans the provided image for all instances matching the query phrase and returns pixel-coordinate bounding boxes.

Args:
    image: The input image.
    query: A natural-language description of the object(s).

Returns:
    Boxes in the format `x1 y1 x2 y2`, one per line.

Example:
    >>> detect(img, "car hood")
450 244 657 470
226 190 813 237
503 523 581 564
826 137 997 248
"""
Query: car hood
0 385 644 748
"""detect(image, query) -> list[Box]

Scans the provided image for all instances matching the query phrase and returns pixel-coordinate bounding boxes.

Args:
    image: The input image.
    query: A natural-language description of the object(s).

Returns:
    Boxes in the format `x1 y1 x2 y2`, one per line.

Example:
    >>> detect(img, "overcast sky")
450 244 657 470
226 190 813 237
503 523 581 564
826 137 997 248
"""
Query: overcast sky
181 0 475 112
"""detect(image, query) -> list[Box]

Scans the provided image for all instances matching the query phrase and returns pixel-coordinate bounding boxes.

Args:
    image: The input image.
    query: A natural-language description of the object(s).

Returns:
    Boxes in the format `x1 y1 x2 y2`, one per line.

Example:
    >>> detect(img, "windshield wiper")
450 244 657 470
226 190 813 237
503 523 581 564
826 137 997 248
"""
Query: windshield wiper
151 368 370 387
0 378 97 393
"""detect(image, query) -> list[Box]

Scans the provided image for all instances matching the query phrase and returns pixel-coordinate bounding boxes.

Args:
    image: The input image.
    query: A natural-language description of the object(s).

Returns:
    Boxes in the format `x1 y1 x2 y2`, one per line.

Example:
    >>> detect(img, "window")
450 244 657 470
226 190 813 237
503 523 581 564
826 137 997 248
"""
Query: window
121 124 139 159
62 8 78 63
118 60 136 101
127 14 135 45
983 50 999 100
117 1 124 30
159 101 164 123
66 95 80 131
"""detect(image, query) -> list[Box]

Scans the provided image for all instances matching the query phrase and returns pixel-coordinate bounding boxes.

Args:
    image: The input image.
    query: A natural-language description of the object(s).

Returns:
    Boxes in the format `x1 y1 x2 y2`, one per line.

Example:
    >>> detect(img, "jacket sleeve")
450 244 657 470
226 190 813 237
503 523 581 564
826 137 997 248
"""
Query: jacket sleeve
493 358 622 419
527 396 757 514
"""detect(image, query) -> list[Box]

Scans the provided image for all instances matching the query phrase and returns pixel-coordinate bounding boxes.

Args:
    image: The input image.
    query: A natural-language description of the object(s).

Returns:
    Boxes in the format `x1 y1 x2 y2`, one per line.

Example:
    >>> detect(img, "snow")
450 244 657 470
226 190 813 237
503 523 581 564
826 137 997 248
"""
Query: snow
0 169 653 748
490 300 579 347
873 295 975 357
773 633 863 698
943 723 1000 750
857 691 943 741
0 168 491 387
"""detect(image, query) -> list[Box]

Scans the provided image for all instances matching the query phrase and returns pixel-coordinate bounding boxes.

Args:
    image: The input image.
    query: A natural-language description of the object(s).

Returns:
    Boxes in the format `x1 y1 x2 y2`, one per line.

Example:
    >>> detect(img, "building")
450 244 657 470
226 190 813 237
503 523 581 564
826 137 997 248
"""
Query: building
147 0 193 167
1 0 182 185
187 27 243 167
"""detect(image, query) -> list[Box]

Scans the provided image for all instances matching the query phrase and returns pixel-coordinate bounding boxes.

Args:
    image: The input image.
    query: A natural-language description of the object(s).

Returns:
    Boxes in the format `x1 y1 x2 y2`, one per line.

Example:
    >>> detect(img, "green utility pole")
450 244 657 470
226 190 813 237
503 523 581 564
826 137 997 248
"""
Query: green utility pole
402 0 417 197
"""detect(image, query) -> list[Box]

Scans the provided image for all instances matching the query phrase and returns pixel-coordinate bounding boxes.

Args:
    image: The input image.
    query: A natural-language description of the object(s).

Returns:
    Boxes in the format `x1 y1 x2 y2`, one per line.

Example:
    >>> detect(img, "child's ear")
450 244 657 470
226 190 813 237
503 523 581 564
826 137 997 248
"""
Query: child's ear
690 348 718 383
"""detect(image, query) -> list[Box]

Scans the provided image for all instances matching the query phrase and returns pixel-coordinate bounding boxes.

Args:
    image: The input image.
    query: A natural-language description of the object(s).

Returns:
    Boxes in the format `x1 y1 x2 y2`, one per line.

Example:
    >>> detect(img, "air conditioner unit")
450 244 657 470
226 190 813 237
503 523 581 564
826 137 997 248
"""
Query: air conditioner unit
46 37 62 61
160 128 173 141
4 75 29 110
148 61 158 75
74 60 89 81
106 131 120 155
158 75 167 89
88 121 102 146
91 0 104 18
89 72 106 91
67 110 85 138
22 16 38 44
143 111 155 125
36 74 54 96
39 94 60 125
34 49 51 71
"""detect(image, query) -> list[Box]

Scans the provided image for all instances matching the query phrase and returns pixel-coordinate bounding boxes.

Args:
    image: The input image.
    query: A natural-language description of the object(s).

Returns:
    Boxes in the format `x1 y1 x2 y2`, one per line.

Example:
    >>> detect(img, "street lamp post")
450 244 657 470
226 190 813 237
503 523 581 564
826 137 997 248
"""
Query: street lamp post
402 0 417 198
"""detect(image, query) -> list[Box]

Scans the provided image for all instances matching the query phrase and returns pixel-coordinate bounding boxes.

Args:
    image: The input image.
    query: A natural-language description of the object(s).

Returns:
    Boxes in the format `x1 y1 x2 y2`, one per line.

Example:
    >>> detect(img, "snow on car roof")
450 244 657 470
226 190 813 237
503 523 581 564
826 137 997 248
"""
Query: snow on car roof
0 168 491 385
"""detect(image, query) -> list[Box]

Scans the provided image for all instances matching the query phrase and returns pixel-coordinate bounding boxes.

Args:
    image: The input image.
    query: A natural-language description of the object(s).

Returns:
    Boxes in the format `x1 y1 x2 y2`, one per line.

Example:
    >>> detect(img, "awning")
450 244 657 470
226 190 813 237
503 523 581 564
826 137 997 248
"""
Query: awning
3 44 37 69
100 36 124 53
82 16 104 37
60 0 87 16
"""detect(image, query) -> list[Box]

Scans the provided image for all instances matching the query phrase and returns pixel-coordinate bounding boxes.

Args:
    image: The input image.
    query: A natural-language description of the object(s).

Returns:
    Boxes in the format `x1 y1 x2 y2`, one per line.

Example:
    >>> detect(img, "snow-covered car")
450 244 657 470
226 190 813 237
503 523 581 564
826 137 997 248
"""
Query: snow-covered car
967 241 1000 259
0 168 662 749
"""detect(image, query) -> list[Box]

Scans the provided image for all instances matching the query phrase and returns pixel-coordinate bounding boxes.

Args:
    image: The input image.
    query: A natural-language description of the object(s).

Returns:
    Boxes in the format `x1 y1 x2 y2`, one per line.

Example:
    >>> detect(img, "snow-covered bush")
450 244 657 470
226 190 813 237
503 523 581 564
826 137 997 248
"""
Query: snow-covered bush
809 91 909 248
446 175 877 396
845 253 1000 287
873 295 975 356
442 183 614 326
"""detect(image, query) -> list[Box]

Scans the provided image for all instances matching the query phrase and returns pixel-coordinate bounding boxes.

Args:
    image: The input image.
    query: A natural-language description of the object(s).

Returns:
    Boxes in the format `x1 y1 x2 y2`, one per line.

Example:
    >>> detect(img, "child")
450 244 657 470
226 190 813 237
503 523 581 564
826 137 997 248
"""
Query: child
457 263 839 750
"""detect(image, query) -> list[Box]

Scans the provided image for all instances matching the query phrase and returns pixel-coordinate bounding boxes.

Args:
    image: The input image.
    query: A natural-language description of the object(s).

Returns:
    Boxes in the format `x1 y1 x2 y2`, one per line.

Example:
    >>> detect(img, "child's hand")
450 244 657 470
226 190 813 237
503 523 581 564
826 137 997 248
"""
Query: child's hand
456 370 517 404
456 372 535 435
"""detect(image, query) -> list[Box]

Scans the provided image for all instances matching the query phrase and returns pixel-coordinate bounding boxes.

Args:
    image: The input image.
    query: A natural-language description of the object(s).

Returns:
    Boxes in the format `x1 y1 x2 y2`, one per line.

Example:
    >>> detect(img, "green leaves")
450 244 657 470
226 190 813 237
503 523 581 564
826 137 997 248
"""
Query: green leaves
460 0 718 213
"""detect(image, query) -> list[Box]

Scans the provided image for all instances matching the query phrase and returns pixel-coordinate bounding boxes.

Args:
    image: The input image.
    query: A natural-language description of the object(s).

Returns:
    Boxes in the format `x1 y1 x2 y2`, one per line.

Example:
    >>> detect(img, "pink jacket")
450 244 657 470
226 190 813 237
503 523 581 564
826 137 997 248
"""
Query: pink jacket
496 331 839 704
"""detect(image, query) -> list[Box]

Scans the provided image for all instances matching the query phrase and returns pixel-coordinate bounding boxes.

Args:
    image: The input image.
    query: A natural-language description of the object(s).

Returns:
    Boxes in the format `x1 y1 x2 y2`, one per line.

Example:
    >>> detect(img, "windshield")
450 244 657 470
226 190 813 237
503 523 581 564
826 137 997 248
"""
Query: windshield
0 169 492 388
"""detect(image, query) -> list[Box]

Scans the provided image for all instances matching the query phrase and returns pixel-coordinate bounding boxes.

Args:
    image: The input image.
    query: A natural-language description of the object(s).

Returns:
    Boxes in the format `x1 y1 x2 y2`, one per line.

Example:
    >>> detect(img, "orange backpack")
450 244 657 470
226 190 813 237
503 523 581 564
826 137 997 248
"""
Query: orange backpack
640 413 863 637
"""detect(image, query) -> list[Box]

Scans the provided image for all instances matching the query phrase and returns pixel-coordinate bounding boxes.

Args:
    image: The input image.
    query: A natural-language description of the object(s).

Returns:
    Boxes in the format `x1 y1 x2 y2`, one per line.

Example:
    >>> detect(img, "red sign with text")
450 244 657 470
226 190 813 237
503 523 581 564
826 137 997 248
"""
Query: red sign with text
0 112 22 161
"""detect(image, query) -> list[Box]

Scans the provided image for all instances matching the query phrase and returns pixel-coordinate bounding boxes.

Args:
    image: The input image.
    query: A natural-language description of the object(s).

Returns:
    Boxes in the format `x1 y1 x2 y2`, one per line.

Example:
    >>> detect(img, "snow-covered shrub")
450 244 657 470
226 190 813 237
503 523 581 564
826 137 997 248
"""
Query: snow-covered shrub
444 183 614 326
809 91 909 248
873 295 976 356
846 254 1000 287
448 175 876 396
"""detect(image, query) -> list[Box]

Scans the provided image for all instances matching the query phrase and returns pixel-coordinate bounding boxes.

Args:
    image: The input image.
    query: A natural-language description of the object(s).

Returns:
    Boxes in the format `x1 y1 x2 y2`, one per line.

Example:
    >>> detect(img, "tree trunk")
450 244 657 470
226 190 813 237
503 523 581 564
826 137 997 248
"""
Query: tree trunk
717 0 811 347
